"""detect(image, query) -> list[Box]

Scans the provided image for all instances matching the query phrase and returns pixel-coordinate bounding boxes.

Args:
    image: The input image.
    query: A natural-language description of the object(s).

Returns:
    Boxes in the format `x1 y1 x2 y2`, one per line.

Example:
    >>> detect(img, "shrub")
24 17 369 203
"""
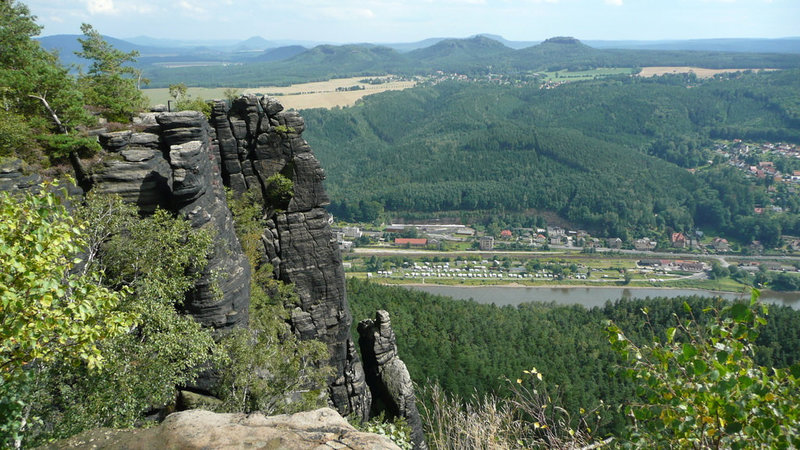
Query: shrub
607 291 800 448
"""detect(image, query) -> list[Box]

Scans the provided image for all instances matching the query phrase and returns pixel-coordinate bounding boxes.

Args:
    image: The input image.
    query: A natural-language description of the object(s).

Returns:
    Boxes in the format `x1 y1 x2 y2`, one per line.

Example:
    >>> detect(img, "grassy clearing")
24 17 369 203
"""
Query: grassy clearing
542 68 635 81
141 76 417 110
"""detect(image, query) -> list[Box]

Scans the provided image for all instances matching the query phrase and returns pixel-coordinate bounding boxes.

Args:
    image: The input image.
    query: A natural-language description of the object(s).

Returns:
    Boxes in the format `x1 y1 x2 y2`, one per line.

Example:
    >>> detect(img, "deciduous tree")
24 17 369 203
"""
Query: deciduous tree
607 293 800 448
0 184 134 448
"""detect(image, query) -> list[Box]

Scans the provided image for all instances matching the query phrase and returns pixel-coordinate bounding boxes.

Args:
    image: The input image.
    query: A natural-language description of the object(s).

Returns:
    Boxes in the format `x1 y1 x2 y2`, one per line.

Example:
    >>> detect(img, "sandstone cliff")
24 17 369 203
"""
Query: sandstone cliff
359 310 428 450
88 111 251 331
208 96 371 419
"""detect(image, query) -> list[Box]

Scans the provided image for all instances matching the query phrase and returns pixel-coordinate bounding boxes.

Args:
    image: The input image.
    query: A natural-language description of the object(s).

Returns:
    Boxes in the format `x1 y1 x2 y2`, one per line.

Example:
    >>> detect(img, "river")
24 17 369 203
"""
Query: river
404 285 800 309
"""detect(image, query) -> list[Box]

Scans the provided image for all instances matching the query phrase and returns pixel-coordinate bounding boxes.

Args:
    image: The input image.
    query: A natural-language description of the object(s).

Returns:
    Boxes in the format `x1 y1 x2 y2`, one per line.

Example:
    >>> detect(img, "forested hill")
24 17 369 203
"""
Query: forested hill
139 36 800 87
302 69 800 241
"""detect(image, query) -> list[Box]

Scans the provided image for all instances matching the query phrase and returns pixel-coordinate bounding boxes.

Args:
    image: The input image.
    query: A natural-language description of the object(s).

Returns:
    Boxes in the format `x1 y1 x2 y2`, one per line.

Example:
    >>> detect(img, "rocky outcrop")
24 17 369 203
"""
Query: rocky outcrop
0 159 43 193
359 311 427 450
209 96 370 419
88 111 250 330
40 408 400 450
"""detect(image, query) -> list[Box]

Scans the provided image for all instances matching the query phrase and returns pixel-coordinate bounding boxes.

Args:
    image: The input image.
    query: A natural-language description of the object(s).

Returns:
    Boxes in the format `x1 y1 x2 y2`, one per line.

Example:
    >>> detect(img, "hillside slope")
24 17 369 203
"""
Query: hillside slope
302 70 800 239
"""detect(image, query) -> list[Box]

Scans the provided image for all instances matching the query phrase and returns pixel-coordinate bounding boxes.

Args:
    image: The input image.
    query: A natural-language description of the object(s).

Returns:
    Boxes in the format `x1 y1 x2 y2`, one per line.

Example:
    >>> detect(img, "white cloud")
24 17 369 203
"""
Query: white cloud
605 0 623 6
86 0 116 14
318 7 376 20
179 0 207 14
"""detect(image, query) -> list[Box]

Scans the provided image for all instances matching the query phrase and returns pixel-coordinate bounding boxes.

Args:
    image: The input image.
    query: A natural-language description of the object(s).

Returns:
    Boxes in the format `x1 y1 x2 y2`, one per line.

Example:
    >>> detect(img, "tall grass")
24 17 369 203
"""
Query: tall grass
418 370 609 449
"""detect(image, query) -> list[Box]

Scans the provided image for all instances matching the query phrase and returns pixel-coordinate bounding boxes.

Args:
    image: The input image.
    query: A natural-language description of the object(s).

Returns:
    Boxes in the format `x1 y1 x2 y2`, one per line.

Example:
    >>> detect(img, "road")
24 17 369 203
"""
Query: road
352 246 800 264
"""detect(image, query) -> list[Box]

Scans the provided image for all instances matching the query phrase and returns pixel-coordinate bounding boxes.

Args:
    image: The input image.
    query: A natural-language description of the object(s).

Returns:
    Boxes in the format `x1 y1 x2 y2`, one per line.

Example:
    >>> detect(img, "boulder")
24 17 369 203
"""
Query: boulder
0 159 42 192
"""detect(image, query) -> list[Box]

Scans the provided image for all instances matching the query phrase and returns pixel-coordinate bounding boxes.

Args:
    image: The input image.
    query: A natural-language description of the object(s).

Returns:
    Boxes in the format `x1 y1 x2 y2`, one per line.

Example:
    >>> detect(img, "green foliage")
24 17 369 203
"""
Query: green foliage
272 125 295 134
96 206 214 304
76 23 147 122
0 185 132 382
168 83 187 102
214 298 331 415
0 110 34 159
9 192 220 446
264 173 294 209
168 82 211 118
0 185 134 447
354 413 413 450
347 279 800 438
606 292 800 448
223 88 242 102
177 97 211 119
0 1 94 164
35 133 101 160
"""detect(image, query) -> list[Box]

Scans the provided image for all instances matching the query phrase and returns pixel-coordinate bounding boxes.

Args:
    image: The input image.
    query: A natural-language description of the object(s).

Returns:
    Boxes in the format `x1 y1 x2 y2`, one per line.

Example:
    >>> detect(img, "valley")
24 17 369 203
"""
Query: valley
7 5 800 445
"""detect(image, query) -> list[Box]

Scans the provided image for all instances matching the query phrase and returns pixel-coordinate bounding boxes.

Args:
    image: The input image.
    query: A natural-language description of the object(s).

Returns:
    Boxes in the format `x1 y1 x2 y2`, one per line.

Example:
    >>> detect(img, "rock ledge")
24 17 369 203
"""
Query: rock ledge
40 408 400 450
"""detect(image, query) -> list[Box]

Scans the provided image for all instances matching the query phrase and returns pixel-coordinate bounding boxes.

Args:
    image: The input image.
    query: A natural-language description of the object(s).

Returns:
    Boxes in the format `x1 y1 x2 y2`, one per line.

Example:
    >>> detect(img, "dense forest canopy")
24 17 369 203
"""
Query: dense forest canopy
347 278 800 435
303 69 800 242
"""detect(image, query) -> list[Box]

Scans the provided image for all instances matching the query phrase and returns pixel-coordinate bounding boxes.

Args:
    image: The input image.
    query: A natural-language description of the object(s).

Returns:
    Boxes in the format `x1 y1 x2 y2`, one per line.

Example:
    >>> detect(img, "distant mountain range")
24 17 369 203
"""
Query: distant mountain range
38 33 800 60
36 33 800 87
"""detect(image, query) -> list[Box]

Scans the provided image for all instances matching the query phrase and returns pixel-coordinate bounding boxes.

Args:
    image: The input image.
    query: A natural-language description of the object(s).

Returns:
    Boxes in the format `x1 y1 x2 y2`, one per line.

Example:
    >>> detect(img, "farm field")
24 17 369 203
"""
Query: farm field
141 76 417 110
638 66 778 78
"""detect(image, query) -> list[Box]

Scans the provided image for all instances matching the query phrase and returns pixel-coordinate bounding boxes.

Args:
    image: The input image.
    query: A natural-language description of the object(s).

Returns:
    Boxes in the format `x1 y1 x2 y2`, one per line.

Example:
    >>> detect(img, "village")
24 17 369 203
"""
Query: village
331 216 800 288
333 222 737 255
717 139 800 185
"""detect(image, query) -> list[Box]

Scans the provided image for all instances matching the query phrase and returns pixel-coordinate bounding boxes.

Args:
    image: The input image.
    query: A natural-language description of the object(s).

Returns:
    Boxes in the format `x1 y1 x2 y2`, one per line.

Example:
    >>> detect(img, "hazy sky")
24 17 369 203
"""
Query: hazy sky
24 0 799 43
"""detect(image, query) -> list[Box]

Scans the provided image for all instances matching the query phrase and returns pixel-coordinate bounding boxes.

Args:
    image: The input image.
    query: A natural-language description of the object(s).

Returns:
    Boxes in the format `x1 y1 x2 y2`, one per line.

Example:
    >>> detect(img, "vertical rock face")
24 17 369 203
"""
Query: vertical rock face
359 311 427 450
209 96 370 419
88 111 251 330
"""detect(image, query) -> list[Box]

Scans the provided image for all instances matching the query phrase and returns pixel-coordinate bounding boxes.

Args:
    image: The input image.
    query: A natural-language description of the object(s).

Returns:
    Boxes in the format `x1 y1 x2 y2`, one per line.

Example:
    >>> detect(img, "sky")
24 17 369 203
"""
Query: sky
23 0 800 44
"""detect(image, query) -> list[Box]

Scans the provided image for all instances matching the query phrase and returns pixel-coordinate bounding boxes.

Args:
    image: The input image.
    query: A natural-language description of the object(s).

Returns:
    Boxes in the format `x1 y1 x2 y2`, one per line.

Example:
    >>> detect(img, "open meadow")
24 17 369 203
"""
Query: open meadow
141 76 417 110
638 66 777 78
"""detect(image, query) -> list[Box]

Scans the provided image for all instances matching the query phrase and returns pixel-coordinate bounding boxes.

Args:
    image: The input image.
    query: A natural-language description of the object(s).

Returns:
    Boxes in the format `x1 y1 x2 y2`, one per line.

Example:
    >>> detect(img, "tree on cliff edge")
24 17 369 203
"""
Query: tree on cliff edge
76 23 148 122
0 0 95 162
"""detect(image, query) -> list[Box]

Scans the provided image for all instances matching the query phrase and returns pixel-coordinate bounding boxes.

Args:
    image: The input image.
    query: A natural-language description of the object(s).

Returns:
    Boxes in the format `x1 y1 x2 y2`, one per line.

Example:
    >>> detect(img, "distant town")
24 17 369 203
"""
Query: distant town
332 218 800 289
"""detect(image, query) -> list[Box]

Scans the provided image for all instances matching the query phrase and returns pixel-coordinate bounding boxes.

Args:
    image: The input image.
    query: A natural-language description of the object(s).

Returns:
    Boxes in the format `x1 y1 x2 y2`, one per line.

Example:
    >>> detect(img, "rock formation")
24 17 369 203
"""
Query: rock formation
88 111 250 330
40 408 400 450
6 97 422 432
209 95 371 419
359 311 427 450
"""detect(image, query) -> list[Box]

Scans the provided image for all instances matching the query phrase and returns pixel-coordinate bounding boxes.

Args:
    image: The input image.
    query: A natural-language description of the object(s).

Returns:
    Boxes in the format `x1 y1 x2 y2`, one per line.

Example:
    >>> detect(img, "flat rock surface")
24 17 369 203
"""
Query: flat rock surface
39 408 400 450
